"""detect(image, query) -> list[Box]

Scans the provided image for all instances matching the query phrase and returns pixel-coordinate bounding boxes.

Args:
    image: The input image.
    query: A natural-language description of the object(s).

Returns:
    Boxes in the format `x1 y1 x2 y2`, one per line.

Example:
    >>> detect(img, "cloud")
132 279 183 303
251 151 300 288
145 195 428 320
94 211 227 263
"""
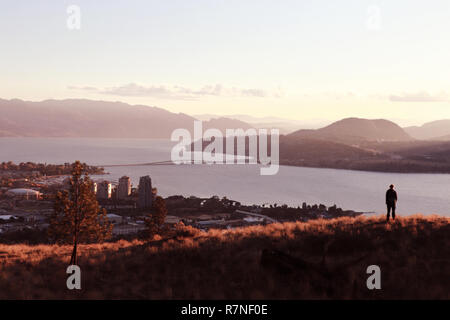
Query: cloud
68 83 275 100
291 91 450 103
102 83 193 100
389 92 449 102
297 91 362 100
67 85 98 91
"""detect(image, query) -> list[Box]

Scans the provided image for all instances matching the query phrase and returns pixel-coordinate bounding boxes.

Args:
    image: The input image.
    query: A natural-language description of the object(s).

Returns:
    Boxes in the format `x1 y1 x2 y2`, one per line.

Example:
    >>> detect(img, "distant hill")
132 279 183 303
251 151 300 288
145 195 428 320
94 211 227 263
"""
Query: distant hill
0 99 253 138
289 118 413 144
278 137 450 173
278 118 450 172
194 113 325 134
192 116 450 173
404 120 450 140
202 117 253 132
432 134 450 141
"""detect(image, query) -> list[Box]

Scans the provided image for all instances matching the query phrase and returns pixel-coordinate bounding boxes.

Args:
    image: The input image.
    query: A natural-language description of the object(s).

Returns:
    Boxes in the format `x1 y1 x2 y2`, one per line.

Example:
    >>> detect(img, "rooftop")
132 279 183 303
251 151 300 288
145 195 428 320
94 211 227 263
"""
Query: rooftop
6 188 41 196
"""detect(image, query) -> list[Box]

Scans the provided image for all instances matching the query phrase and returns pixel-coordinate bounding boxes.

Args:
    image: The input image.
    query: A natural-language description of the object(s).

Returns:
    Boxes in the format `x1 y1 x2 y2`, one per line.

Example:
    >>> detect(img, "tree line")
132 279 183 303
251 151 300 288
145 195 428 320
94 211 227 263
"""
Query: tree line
0 161 104 176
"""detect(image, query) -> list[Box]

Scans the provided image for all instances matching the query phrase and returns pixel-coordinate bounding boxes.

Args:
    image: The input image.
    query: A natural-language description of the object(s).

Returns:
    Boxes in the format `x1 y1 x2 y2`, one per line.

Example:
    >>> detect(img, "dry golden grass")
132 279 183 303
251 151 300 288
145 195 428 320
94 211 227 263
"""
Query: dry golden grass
0 215 449 299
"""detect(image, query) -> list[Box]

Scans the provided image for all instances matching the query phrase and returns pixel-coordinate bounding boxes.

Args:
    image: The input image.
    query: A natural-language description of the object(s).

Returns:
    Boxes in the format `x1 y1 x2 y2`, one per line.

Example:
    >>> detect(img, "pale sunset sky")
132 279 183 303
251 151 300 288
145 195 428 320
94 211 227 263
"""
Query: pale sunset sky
1 0 450 126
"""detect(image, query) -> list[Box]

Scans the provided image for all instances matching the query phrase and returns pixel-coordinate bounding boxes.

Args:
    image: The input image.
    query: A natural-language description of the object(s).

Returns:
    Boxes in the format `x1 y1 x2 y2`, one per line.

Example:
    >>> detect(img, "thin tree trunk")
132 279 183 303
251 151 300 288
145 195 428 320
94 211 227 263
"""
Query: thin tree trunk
70 238 78 265
70 174 80 266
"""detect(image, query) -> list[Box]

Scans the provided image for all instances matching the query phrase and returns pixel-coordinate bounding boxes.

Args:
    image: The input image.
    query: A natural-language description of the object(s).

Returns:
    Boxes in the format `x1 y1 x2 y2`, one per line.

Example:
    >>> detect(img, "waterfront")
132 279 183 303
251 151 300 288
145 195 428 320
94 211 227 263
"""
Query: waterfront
1 137 450 215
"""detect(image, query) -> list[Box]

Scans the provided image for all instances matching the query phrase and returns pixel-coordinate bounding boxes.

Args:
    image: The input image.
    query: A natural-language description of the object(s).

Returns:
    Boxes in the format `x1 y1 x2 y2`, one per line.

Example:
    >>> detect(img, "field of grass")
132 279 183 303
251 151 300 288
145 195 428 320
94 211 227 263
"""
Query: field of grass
0 215 449 299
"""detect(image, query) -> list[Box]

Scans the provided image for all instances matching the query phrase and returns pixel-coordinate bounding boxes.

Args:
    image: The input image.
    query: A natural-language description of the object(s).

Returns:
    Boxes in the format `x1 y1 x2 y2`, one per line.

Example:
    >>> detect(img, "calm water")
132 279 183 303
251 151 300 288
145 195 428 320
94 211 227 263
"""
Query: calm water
1 137 449 216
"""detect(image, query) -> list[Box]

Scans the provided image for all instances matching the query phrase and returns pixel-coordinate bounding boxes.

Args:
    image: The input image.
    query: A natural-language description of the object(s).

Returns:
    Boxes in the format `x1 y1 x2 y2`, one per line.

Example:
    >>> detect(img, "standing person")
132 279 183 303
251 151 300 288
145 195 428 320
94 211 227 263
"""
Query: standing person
386 184 398 221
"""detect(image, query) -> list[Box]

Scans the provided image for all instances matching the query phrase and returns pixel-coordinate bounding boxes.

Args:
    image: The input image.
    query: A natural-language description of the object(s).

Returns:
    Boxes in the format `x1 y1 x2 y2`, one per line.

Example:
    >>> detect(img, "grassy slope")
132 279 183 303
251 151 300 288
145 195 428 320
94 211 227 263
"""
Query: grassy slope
0 215 449 299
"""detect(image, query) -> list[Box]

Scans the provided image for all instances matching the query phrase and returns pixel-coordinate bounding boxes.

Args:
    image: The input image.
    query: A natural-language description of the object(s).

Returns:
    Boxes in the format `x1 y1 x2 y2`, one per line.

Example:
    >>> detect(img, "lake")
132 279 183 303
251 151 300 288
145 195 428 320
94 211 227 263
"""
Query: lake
1 137 449 216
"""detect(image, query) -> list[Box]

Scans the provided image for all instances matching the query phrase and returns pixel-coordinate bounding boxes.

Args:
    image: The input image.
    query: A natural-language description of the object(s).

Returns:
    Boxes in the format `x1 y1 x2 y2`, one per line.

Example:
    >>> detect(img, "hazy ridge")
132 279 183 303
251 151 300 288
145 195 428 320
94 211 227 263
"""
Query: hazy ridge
0 98 251 138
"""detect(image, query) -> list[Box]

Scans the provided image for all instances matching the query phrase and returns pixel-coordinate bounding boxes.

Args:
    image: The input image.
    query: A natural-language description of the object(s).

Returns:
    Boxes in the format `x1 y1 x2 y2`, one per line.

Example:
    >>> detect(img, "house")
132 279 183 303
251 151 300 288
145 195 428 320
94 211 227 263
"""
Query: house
6 188 42 200
25 215 47 223
106 213 123 224
0 215 17 221
165 215 181 224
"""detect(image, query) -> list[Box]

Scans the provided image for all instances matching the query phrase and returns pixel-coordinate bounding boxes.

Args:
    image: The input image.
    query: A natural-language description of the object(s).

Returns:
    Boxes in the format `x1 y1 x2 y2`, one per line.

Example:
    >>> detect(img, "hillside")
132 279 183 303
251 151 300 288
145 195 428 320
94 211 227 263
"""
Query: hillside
279 136 380 165
0 215 449 299
202 117 253 131
0 99 253 138
404 120 450 140
195 133 450 173
194 114 319 134
433 134 450 141
289 118 413 144
276 118 450 172
278 137 450 173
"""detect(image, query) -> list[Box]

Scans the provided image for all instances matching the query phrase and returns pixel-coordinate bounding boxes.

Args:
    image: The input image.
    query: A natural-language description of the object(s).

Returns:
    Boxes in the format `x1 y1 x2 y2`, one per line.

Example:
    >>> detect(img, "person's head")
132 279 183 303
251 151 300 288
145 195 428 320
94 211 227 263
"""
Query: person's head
389 184 394 189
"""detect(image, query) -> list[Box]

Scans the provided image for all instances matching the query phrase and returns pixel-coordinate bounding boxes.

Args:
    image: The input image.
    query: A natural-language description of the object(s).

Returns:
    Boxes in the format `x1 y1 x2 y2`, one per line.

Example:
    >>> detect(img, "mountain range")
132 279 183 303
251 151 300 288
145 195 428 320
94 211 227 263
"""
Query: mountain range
3 98 450 173
0 99 250 138
194 114 325 134
0 99 450 144
288 118 413 144
2 97 447 141
404 120 450 140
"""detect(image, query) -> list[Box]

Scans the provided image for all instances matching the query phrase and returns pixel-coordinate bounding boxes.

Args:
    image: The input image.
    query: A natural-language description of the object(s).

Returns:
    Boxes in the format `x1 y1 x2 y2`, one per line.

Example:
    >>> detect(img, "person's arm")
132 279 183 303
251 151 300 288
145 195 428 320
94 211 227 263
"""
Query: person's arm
386 190 389 204
394 191 398 201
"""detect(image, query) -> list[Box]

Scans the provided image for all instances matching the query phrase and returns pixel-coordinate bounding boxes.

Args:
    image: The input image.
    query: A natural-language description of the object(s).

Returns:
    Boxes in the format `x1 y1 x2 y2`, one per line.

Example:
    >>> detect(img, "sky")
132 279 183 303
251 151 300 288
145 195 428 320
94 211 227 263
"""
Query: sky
1 0 450 126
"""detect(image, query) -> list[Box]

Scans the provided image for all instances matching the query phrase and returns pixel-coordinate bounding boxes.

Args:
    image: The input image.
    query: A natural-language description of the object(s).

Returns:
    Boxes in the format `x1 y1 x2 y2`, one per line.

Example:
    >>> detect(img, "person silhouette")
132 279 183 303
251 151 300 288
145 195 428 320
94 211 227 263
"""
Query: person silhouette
386 184 397 221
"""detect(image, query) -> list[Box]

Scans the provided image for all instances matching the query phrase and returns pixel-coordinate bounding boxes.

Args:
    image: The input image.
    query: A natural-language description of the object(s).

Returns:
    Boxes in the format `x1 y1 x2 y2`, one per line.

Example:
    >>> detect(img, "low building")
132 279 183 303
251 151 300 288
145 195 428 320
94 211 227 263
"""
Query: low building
0 215 17 221
165 215 181 224
5 188 42 200
198 219 225 226
25 215 47 223
106 213 123 224
196 214 214 221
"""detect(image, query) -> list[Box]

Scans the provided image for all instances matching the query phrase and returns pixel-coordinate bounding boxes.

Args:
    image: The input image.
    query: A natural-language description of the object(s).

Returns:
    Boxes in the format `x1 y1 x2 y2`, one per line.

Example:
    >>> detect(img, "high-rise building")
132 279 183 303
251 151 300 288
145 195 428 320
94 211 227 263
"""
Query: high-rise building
97 181 112 200
91 182 97 195
138 175 153 208
117 176 131 199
